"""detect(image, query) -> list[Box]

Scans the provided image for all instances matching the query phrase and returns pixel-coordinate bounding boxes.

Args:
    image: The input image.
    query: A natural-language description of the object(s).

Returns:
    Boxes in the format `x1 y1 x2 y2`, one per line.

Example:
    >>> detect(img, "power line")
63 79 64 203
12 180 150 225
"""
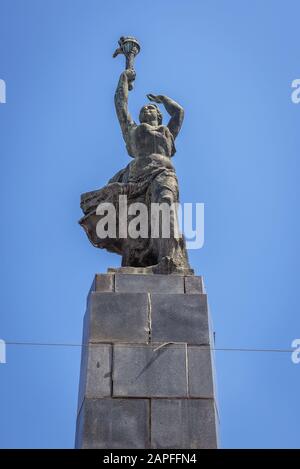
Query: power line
5 341 82 348
1 341 296 353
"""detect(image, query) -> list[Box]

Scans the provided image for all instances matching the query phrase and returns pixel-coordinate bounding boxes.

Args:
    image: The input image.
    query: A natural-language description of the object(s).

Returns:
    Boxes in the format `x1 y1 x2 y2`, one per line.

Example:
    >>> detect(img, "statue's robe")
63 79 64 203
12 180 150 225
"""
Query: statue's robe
79 154 190 269
80 121 191 271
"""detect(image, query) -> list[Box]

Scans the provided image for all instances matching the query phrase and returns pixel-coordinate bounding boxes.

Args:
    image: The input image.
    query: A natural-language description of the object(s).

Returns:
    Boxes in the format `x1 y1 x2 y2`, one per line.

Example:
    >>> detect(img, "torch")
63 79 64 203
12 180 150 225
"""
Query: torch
113 36 140 91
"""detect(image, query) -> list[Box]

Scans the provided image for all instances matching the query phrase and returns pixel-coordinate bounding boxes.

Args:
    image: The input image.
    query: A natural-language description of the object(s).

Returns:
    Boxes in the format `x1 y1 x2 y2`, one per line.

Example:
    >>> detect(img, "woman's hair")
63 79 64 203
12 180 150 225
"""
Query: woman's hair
139 104 163 125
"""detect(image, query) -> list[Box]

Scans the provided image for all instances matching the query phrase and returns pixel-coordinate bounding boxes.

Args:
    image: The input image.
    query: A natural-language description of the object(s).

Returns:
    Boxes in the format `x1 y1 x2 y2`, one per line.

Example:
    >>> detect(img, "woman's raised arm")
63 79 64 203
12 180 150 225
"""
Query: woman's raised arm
114 70 136 141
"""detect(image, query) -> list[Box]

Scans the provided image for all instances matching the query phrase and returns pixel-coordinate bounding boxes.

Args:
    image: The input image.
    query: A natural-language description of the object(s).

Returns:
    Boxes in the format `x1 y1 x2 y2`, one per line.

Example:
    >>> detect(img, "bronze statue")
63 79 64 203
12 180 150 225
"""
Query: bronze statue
79 37 191 274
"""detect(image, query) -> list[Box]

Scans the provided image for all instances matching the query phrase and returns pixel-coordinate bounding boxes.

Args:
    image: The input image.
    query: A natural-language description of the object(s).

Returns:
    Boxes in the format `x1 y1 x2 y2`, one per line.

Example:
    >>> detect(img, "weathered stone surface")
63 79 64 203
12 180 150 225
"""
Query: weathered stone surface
188 346 214 398
151 294 210 344
115 273 184 293
113 344 188 397
86 292 149 343
92 274 115 292
76 398 150 449
76 272 219 449
108 266 152 275
108 266 194 275
86 274 115 310
77 344 112 413
151 399 218 449
185 276 205 294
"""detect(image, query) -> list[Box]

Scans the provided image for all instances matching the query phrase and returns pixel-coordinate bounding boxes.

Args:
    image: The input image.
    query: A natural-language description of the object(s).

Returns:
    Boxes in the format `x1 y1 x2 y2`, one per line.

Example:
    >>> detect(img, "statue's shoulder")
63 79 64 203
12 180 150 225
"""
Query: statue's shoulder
127 120 138 131
123 120 138 139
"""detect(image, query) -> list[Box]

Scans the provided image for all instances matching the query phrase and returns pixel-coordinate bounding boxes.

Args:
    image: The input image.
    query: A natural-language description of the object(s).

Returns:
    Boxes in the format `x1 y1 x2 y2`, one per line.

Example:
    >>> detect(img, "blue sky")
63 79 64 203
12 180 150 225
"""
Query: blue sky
0 0 300 448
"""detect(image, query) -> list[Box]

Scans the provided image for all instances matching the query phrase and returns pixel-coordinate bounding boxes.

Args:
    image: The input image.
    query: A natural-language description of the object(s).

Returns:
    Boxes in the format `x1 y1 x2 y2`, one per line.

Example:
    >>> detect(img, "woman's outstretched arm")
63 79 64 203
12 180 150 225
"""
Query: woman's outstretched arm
147 94 184 139
114 70 136 141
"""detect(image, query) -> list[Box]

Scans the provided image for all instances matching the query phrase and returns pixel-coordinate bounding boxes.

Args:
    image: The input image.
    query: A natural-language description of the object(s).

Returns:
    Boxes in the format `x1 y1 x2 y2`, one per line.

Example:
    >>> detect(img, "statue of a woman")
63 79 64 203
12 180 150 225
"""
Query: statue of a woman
79 69 191 274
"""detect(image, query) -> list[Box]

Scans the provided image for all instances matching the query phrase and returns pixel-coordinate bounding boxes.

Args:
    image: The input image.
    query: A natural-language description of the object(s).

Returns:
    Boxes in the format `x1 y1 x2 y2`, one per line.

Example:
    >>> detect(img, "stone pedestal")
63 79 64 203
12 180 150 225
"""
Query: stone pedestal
75 272 219 449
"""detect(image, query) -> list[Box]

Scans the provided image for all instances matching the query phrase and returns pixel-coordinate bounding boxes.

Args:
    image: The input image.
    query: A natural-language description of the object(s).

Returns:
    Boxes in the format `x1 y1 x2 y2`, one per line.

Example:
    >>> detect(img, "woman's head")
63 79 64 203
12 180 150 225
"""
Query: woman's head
139 104 162 126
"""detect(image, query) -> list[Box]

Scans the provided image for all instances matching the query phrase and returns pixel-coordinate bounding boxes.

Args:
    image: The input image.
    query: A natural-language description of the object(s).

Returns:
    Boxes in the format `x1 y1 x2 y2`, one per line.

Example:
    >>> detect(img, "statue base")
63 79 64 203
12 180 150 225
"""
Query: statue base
75 271 219 449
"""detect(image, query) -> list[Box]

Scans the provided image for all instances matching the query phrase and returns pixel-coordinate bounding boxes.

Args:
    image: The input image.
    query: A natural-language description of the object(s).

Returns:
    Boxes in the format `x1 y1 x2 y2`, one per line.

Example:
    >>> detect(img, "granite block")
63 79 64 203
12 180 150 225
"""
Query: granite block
86 292 149 343
151 294 210 345
151 399 218 449
76 398 150 449
113 344 188 397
